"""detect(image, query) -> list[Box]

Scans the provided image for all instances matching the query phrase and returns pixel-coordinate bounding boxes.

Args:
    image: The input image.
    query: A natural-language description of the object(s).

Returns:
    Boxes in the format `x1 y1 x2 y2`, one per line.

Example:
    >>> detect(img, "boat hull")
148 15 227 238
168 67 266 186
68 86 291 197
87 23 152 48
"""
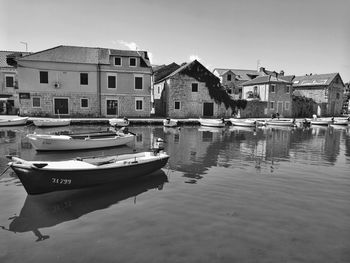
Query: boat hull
27 133 134 151
229 118 256 127
163 119 178 127
33 119 71 127
0 117 28 127
10 154 169 195
266 120 296 127
199 119 225 127
109 118 129 127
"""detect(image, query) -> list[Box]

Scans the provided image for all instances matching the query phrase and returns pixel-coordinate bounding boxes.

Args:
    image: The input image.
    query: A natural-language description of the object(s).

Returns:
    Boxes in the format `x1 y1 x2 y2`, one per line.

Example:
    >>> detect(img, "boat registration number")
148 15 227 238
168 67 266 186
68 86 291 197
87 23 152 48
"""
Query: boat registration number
52 178 72 184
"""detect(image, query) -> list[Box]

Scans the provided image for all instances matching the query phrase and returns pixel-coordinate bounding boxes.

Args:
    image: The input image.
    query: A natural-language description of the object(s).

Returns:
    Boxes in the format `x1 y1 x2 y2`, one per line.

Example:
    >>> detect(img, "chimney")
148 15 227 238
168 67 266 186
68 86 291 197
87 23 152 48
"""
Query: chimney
259 67 265 72
279 70 284 76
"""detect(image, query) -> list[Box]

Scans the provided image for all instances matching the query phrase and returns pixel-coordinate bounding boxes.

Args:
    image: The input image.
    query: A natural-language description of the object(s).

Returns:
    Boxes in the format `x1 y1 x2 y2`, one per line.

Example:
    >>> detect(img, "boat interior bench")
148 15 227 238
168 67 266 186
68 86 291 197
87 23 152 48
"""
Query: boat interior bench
76 152 148 166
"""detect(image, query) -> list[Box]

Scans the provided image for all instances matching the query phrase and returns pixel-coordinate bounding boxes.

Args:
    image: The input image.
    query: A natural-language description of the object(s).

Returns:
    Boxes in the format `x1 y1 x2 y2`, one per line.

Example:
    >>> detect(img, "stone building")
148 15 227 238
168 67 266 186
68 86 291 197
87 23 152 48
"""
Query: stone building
242 75 293 117
213 68 260 98
0 51 30 114
292 73 345 116
15 45 152 117
154 60 234 118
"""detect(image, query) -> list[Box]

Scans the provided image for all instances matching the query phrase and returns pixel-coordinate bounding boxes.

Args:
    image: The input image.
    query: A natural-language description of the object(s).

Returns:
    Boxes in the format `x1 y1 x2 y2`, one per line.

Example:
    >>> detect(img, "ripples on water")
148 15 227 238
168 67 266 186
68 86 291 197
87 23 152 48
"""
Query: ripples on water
0 124 349 263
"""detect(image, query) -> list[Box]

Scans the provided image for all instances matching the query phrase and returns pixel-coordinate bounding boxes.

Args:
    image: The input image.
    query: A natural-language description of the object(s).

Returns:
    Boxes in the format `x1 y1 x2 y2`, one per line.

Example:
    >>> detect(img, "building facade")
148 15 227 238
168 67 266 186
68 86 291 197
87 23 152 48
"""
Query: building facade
242 75 293 117
0 51 30 114
16 45 152 117
154 60 233 118
292 73 345 116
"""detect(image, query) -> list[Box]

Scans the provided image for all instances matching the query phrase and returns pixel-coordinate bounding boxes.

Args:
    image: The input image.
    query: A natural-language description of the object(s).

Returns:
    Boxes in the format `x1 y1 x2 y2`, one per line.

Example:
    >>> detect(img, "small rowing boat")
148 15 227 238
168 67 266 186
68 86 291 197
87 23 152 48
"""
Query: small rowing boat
109 117 129 127
163 118 178 127
33 118 71 127
266 119 296 127
0 117 28 127
229 118 257 127
26 130 135 151
7 151 170 194
199 118 226 127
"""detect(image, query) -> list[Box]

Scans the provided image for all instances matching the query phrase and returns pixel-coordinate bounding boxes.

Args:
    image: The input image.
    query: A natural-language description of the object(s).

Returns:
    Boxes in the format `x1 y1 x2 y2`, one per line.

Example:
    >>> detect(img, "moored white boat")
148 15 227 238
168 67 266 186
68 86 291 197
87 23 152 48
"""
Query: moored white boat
27 130 135 151
163 118 178 127
0 117 28 127
7 151 170 194
330 118 349 126
266 119 296 127
229 118 257 127
33 118 71 127
109 118 129 127
199 118 226 127
310 119 331 126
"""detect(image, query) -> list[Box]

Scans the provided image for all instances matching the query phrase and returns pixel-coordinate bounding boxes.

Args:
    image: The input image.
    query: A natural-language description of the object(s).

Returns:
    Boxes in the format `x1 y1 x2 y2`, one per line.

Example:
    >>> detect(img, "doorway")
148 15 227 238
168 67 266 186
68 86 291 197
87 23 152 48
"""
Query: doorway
54 98 69 115
203 102 214 117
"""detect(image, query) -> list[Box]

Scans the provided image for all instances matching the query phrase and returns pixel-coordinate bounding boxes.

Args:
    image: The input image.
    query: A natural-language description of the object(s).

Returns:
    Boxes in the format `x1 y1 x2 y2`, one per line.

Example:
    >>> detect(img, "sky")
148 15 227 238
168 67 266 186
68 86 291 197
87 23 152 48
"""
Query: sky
1 0 349 82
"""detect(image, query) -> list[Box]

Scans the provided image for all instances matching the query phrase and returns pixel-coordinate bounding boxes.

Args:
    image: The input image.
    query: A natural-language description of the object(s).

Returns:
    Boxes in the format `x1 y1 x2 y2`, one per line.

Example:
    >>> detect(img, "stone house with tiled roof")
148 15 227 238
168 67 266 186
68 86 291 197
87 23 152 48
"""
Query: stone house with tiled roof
0 51 30 114
154 60 234 118
292 73 344 116
16 45 152 117
242 75 293 117
213 68 260 98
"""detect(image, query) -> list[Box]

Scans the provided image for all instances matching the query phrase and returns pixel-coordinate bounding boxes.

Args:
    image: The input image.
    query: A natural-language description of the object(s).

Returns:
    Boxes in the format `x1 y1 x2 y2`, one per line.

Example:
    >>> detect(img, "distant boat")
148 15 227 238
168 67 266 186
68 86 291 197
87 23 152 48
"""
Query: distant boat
199 118 226 127
229 118 257 127
0 117 28 127
163 118 178 127
7 151 170 194
310 118 331 126
266 119 296 127
330 118 349 126
26 130 135 151
109 118 129 127
33 118 71 127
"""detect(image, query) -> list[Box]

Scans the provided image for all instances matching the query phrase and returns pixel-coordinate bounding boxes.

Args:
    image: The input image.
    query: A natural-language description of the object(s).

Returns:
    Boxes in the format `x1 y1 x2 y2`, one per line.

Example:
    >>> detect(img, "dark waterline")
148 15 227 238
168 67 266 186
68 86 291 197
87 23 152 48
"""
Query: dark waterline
0 124 349 263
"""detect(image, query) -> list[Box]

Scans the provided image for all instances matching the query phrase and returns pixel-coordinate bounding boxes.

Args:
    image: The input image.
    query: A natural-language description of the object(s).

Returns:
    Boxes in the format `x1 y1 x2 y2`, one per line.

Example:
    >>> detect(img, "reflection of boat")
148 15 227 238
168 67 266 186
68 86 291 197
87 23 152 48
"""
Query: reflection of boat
266 119 296 127
7 151 170 194
0 117 28 127
26 130 135 151
199 118 225 127
198 126 225 133
109 118 129 127
229 126 257 132
310 119 331 126
2 171 168 241
33 118 71 127
229 118 256 127
163 118 178 127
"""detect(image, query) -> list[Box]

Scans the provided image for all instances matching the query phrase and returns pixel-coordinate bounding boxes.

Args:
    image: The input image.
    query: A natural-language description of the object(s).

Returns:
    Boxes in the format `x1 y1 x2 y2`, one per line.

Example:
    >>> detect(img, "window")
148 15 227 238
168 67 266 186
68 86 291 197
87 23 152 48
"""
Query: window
174 101 180 110
5 75 14 87
32 97 41 108
286 85 290 94
336 93 340 99
40 71 48 84
192 83 198 92
270 101 275 109
135 98 143 111
135 76 143 90
108 75 116 89
285 101 290 110
227 74 231 81
80 73 88 85
81 98 89 108
129 57 136 67
270 84 275 93
114 57 121 66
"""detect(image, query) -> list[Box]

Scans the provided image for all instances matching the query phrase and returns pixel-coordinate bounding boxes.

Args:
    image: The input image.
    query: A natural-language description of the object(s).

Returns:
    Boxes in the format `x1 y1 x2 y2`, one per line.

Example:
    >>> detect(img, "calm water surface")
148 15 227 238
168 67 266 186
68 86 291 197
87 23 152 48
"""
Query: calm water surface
0 124 349 263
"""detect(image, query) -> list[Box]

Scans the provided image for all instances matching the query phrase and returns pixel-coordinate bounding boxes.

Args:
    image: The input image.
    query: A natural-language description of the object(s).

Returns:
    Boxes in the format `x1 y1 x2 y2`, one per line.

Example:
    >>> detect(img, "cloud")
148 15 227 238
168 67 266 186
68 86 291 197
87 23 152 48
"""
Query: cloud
189 54 201 61
118 40 138 50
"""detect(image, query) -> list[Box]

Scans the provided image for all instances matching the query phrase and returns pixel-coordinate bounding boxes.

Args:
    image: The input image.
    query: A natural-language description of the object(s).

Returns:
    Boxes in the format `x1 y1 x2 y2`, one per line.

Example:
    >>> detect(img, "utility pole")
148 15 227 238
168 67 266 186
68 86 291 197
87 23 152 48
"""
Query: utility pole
20 41 28 52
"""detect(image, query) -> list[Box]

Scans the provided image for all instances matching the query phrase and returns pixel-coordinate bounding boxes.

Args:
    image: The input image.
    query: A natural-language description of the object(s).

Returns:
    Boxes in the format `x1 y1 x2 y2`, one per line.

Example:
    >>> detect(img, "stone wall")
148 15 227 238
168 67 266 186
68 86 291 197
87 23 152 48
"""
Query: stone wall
166 74 232 118
240 101 268 118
